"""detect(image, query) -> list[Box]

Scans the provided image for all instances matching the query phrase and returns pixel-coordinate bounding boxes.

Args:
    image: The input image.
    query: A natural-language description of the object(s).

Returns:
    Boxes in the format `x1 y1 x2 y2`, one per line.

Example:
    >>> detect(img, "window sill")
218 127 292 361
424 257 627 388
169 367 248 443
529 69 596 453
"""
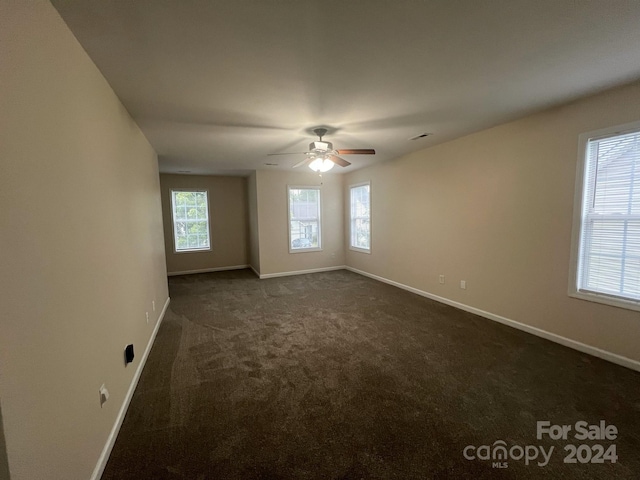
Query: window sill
174 248 212 254
289 248 322 254
569 290 640 313
349 246 371 254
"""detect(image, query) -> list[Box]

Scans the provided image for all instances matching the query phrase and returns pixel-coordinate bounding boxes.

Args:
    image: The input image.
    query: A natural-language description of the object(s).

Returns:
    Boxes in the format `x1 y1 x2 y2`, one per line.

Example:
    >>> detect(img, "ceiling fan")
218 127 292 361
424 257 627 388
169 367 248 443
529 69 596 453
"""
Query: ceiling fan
268 128 375 172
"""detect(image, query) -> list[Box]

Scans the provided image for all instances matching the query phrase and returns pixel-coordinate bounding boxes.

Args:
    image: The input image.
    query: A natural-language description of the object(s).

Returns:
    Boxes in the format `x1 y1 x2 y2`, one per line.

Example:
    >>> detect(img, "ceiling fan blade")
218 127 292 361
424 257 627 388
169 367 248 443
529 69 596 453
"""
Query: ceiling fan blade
267 152 308 156
292 158 311 168
336 149 375 155
329 155 351 167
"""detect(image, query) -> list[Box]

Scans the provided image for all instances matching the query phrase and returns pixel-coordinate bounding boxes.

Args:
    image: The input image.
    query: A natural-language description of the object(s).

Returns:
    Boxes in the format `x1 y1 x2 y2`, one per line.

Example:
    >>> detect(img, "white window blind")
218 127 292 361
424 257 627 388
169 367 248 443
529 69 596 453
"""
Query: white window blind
577 129 640 302
350 183 370 251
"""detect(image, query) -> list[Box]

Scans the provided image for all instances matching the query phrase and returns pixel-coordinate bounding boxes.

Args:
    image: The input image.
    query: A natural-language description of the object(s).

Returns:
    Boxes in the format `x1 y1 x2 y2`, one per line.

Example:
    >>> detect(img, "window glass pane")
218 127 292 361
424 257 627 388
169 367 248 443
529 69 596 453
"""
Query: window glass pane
290 220 319 249
174 221 186 236
288 187 320 250
577 130 640 302
172 190 211 252
174 192 188 206
591 133 640 215
174 206 186 220
354 218 370 249
623 257 640 298
185 192 196 206
350 184 370 251
188 222 207 234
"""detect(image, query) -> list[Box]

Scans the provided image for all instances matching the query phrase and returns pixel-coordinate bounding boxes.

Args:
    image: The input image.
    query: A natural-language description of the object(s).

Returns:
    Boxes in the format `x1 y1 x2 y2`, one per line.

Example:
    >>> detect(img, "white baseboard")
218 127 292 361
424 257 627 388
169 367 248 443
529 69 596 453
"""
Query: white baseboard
167 265 249 276
249 265 260 278
345 266 640 373
259 265 346 279
90 296 171 480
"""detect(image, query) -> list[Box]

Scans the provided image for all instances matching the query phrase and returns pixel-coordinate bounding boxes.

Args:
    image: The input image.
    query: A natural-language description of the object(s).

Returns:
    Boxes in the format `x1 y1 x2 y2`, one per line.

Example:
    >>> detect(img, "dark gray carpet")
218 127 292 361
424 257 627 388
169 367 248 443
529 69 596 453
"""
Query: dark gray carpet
102 269 640 479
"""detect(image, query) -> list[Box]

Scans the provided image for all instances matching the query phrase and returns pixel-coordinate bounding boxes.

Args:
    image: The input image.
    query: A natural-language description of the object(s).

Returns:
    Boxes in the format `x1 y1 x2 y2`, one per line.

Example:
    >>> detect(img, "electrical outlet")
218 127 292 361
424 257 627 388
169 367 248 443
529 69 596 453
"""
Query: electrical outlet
152 300 155 312
460 280 466 289
145 312 149 323
439 275 445 284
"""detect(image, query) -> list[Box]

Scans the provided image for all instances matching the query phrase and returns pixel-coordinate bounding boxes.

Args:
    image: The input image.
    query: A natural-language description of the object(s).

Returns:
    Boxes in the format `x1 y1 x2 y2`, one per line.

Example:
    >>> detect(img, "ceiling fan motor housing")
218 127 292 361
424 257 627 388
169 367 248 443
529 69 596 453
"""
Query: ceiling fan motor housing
309 141 332 152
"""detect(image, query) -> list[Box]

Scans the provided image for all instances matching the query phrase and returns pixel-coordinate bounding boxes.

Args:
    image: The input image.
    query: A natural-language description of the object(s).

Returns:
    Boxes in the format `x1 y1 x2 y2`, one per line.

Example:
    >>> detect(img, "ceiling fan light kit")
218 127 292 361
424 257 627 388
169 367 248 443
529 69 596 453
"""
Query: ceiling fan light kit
309 157 335 172
268 127 376 171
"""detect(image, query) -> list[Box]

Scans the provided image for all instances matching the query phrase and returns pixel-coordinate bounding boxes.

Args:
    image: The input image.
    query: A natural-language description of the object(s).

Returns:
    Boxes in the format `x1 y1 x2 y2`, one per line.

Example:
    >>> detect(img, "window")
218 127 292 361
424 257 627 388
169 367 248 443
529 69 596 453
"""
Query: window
170 190 211 252
350 182 371 252
288 186 321 252
571 122 640 310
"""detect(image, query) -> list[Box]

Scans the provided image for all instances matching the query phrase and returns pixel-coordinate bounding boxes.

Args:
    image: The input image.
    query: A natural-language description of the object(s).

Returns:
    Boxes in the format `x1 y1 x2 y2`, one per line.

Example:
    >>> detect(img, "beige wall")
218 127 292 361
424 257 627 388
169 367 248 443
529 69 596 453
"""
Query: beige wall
345 80 640 363
255 170 345 276
248 171 261 273
0 404 8 480
0 2 169 479
160 174 248 274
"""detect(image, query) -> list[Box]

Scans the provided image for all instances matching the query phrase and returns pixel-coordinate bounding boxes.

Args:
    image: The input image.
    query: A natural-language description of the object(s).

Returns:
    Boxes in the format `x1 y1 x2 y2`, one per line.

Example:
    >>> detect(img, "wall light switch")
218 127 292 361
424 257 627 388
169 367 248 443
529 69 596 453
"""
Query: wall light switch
99 384 109 407
439 275 445 284
460 280 466 289
146 312 149 324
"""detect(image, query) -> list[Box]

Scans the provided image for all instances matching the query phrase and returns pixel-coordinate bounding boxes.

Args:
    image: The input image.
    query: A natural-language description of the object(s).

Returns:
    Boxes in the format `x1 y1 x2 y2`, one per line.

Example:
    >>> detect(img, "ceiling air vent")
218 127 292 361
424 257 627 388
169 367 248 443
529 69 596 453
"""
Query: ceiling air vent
409 133 431 141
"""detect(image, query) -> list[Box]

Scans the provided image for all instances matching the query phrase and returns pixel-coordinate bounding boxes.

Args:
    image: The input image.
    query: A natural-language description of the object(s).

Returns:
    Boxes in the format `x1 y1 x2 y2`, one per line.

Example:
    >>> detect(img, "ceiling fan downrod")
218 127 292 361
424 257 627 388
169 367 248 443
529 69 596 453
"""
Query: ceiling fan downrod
313 127 328 141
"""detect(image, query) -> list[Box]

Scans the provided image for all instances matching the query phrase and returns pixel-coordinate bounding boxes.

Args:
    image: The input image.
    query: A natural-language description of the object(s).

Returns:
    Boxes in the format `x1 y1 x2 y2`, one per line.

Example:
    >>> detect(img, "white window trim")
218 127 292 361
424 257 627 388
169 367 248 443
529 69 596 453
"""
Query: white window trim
568 120 640 313
287 185 322 254
349 181 371 254
170 188 212 254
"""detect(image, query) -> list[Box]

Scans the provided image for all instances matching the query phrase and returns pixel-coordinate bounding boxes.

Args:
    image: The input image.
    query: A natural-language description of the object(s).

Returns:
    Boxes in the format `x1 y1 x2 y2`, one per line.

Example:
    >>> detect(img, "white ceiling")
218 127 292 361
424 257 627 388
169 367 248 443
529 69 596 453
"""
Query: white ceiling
51 0 640 176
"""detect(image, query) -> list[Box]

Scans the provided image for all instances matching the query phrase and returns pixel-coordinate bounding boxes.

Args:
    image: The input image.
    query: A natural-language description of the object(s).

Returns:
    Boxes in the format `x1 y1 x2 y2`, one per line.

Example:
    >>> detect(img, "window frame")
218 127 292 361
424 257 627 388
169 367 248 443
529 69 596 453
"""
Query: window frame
569 120 640 312
287 185 322 254
169 188 212 254
349 181 371 254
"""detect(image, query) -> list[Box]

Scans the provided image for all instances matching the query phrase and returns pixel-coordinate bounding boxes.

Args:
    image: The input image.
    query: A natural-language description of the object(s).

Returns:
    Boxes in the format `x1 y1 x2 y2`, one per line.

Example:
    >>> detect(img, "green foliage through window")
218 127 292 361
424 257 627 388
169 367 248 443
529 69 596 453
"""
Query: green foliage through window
171 190 211 252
